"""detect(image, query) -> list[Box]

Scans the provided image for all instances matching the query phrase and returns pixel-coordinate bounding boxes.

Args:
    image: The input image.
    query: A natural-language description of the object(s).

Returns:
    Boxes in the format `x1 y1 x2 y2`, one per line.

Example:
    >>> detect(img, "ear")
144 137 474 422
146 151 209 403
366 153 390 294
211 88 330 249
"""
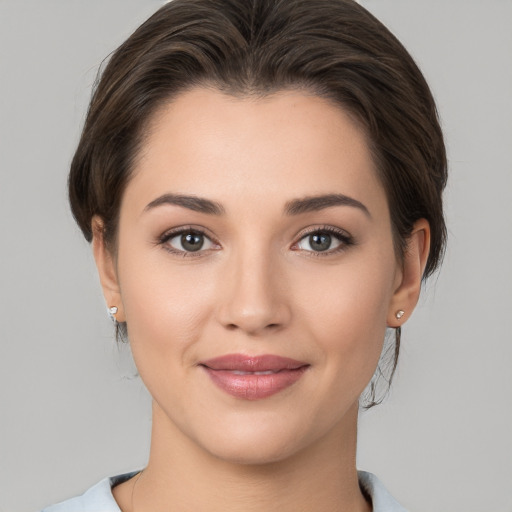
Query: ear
387 219 431 327
91 216 125 323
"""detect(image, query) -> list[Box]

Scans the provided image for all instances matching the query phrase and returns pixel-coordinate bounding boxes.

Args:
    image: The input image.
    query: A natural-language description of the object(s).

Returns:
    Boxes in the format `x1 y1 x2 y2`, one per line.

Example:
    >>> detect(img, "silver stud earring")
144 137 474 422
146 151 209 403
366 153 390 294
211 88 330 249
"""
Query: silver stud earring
108 306 118 321
395 310 405 320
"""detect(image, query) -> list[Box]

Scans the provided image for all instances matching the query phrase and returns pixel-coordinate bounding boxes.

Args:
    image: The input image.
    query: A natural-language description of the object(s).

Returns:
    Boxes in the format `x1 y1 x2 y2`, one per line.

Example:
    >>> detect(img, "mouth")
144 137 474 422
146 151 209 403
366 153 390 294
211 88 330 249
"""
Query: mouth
199 354 310 400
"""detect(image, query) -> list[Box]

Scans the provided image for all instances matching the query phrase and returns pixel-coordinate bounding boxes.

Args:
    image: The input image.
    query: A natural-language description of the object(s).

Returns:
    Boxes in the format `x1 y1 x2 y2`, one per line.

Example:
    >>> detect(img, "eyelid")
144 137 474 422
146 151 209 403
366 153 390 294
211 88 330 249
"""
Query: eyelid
156 224 354 257
158 225 221 256
291 225 355 255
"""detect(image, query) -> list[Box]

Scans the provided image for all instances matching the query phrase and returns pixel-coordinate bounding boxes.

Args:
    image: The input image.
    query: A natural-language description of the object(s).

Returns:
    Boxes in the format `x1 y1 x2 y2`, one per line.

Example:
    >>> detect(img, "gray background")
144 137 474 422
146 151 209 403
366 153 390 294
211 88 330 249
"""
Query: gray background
1 1 511 511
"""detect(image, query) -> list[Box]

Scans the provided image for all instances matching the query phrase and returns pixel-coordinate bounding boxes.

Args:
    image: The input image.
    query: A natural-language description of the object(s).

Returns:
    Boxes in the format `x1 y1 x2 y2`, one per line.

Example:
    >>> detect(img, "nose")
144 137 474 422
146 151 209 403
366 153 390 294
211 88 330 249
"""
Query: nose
216 247 291 336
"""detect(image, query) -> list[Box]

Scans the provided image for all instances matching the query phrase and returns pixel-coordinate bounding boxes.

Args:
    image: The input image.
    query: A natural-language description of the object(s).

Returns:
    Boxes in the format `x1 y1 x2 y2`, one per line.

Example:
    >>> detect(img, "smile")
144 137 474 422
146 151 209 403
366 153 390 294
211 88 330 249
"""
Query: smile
200 354 310 400
230 370 278 375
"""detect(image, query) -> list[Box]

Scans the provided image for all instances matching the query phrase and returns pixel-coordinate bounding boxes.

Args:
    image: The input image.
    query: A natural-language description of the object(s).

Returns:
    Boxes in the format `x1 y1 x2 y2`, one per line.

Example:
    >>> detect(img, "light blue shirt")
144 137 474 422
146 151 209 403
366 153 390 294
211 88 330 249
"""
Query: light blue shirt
41 470 408 511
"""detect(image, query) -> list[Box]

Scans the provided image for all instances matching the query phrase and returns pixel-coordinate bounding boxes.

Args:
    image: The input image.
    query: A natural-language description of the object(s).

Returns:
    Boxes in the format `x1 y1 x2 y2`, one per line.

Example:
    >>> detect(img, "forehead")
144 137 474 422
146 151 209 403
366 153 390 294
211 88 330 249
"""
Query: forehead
126 87 387 217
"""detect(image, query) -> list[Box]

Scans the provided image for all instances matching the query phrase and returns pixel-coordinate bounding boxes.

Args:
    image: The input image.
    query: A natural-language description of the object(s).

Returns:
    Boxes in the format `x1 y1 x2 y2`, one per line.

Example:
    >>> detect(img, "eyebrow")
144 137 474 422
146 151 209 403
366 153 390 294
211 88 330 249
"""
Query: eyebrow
284 194 371 217
144 193 225 215
143 192 370 218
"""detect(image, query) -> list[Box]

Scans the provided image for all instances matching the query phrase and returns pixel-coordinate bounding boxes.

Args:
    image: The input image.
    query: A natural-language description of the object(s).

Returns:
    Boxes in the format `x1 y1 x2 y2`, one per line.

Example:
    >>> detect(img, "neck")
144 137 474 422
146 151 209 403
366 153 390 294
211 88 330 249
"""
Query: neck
117 401 370 512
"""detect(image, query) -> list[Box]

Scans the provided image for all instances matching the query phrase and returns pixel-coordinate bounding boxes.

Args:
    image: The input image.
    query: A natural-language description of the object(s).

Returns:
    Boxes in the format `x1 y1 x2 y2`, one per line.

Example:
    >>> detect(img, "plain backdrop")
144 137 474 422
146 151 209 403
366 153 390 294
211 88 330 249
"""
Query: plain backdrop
1 1 511 511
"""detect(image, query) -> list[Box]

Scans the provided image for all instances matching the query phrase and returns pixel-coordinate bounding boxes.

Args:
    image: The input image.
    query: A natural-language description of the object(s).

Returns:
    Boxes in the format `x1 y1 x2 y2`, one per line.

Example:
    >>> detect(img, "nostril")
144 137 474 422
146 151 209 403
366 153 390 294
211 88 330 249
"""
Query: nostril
218 298 291 335
223 322 281 333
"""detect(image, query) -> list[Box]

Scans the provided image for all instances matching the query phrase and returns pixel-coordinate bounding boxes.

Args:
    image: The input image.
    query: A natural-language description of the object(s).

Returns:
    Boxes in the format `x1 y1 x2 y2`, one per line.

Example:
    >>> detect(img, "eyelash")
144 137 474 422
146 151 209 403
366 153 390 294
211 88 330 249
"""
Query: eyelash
158 225 219 258
157 225 355 258
291 225 355 257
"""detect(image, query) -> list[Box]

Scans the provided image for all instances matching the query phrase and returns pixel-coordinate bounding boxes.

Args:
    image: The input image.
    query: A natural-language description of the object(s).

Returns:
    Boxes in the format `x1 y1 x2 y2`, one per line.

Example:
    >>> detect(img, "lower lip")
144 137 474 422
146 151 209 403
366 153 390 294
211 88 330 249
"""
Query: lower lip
201 366 309 400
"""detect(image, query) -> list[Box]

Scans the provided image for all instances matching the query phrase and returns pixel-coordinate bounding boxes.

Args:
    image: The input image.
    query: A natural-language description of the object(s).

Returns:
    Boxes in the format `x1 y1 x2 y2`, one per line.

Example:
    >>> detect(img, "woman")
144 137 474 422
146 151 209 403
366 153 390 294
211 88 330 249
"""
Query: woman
42 0 446 510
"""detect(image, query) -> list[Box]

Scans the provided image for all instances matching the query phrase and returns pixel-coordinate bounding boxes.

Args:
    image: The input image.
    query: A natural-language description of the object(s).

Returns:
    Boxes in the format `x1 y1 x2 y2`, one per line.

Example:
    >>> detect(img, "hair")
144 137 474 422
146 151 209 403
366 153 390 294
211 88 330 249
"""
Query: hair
69 0 447 407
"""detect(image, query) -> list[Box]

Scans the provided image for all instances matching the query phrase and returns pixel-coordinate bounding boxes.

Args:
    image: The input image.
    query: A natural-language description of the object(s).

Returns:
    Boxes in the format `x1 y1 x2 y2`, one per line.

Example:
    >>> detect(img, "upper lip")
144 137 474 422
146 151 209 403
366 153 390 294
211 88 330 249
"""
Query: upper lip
200 354 309 372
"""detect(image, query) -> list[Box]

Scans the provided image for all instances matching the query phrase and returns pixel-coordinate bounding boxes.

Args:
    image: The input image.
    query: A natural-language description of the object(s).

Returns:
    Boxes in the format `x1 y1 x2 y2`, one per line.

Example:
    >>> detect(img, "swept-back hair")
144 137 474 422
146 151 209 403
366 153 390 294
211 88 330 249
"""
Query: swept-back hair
69 0 447 406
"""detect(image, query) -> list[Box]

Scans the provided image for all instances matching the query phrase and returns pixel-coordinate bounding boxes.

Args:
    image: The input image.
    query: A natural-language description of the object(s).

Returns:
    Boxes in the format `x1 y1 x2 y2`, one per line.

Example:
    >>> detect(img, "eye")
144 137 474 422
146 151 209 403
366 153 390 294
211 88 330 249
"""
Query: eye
161 229 216 254
294 227 353 254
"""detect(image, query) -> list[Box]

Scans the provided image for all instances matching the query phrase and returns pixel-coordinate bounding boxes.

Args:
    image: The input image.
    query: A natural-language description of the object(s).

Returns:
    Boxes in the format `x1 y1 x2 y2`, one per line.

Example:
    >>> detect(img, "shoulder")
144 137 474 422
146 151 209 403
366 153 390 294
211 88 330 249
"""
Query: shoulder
358 471 409 512
40 472 139 512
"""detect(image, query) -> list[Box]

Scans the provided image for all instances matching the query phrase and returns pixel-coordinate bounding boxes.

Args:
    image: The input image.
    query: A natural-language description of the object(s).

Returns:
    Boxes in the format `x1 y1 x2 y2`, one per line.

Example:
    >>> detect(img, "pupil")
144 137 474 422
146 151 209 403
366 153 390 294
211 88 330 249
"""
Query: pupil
310 233 331 251
181 233 204 251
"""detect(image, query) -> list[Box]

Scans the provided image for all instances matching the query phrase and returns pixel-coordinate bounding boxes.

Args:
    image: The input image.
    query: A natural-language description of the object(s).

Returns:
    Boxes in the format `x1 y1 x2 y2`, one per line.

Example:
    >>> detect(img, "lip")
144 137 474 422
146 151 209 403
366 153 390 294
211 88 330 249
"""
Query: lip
200 354 310 400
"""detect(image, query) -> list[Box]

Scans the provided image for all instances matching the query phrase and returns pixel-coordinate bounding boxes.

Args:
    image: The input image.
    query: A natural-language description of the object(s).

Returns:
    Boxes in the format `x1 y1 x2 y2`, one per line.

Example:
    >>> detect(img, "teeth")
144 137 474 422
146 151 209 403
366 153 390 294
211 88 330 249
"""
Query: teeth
231 370 278 375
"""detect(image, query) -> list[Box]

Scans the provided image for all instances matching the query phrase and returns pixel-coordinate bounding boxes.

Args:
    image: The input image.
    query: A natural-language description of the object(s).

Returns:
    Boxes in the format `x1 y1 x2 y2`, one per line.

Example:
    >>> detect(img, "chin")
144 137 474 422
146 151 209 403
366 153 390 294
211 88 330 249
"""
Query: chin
206 437 301 466
192 413 317 467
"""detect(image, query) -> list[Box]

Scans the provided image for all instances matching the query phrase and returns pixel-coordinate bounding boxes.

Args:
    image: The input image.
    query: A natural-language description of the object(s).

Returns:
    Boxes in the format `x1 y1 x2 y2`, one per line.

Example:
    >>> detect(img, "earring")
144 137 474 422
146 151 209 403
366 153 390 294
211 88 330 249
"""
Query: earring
395 310 405 320
108 306 118 321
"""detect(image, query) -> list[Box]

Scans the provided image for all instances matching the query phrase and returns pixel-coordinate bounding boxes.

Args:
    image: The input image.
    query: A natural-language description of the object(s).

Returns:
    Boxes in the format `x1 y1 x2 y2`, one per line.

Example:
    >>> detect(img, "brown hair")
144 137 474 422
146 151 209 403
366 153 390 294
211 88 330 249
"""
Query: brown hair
69 0 447 407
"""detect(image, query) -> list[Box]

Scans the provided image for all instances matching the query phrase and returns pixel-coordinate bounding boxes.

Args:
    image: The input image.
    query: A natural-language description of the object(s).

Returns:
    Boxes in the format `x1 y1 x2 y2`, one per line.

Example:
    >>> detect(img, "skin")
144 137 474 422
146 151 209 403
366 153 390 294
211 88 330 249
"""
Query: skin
93 87 430 511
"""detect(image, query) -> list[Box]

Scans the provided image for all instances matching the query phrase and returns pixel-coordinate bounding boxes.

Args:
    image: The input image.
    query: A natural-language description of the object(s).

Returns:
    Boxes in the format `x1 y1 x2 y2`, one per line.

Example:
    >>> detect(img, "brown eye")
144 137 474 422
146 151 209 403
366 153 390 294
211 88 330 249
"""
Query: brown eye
166 230 214 253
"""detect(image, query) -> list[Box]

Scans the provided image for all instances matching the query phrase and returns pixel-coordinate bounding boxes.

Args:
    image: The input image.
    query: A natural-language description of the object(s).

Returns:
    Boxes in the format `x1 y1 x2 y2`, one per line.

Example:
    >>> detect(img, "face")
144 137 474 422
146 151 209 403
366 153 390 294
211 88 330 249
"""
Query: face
95 87 418 464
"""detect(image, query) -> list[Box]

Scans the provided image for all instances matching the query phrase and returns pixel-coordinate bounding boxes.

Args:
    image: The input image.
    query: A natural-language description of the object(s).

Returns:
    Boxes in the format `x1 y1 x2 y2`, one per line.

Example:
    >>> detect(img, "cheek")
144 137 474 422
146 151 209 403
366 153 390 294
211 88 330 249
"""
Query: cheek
116 246 218 365
292 251 396 379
